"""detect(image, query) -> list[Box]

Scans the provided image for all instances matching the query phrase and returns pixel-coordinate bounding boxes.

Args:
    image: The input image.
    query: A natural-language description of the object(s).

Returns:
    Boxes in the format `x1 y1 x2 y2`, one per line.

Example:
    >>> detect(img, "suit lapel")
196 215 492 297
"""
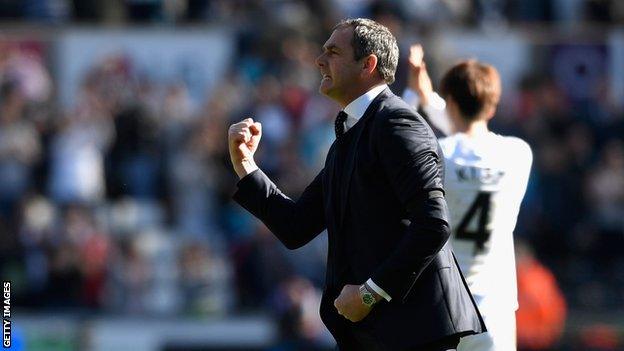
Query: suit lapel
337 88 392 231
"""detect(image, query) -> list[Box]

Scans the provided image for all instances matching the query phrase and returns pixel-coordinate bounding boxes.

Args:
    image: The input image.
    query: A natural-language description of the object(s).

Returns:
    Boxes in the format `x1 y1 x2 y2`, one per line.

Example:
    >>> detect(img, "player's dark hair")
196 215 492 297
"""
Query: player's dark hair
440 60 501 121
334 18 399 84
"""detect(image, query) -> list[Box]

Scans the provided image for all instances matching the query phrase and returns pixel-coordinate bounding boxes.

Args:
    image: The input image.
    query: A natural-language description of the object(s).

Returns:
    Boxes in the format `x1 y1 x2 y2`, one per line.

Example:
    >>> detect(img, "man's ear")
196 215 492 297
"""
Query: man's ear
362 54 378 77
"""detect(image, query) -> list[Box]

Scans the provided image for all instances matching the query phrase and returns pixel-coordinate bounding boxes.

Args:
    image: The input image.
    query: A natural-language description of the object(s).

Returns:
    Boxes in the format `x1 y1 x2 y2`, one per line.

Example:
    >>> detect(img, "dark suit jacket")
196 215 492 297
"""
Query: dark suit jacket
233 88 485 350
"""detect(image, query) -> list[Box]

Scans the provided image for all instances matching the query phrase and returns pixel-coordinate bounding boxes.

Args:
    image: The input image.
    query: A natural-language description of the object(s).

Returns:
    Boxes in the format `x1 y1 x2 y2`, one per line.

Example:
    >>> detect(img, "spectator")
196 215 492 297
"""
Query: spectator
516 241 567 351
0 80 41 216
48 109 112 205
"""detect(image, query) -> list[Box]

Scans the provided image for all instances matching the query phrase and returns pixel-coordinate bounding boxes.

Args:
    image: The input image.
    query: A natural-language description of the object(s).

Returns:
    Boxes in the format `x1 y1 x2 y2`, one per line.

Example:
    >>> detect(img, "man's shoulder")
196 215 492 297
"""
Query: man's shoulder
506 135 532 154
373 92 429 127
441 132 531 152
379 91 418 113
492 134 533 161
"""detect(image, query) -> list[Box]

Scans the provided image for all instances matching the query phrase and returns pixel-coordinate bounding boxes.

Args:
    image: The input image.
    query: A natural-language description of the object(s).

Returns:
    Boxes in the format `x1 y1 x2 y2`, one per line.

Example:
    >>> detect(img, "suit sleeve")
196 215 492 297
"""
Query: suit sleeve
370 109 451 299
233 168 326 250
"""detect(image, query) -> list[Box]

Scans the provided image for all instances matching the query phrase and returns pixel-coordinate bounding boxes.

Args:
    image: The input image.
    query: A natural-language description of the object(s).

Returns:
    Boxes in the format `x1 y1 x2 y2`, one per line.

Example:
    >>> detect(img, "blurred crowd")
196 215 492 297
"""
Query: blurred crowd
1 0 624 26
0 0 623 350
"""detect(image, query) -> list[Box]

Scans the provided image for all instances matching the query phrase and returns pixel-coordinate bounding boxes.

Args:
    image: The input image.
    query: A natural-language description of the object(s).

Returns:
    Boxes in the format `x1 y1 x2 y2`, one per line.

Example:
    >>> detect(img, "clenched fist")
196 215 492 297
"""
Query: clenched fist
334 284 373 322
228 118 262 179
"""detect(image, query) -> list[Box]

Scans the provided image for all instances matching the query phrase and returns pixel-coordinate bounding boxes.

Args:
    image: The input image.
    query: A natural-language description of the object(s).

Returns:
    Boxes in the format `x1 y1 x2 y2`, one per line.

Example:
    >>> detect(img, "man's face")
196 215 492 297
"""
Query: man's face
315 27 363 105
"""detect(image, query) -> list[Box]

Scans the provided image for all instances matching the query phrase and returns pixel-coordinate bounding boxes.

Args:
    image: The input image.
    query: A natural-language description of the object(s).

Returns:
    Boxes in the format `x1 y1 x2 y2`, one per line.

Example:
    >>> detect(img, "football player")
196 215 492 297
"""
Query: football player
403 45 533 351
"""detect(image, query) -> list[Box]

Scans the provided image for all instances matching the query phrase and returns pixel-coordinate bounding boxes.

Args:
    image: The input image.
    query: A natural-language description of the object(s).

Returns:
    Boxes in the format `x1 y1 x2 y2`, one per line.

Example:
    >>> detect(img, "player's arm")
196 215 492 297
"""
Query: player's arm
369 109 451 299
229 118 326 250
402 44 453 137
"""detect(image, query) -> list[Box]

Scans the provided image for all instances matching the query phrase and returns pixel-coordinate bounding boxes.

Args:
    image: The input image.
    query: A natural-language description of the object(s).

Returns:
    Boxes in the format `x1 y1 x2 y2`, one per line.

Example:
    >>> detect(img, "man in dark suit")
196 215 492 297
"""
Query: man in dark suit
228 18 485 351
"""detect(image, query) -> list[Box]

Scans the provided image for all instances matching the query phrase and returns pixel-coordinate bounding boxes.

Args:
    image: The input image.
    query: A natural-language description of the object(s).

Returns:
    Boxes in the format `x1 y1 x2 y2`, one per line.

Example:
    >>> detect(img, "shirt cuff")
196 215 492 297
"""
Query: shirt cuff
422 92 453 136
366 278 392 302
402 88 420 108
427 92 446 111
235 167 261 187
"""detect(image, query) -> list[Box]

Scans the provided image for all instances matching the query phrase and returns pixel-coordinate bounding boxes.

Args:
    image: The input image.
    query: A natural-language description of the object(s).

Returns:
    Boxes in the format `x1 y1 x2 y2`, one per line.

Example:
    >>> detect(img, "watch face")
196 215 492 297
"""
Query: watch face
362 293 375 306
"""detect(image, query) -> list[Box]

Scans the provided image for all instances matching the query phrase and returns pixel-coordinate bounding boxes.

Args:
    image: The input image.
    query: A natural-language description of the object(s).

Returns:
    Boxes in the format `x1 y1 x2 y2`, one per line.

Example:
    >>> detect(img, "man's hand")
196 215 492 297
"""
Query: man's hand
407 44 433 107
334 284 373 322
228 118 262 179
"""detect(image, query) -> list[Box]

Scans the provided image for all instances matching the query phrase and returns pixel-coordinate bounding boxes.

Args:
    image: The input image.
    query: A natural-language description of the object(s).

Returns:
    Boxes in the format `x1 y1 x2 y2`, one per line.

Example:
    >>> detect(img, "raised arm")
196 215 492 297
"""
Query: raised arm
229 118 326 250
402 44 453 137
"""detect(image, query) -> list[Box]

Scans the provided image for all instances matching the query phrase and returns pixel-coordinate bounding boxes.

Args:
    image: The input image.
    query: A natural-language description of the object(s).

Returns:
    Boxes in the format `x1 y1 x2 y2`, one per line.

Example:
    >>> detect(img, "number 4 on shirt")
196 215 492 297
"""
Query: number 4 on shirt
455 191 493 255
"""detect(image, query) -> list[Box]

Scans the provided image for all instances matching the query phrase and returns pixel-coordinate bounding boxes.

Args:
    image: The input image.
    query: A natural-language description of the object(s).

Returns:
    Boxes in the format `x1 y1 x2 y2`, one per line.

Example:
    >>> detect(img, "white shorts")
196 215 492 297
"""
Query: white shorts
457 307 516 351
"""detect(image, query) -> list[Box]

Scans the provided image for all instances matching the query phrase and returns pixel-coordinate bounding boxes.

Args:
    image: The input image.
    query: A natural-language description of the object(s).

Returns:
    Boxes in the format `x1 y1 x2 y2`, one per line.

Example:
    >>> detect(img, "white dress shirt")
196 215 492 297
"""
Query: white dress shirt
340 84 392 302
341 84 387 132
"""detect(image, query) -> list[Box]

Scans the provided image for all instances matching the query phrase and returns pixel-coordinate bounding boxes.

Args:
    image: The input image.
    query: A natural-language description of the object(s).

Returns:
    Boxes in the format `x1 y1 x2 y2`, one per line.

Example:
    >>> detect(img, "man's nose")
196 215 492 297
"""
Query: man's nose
315 53 325 68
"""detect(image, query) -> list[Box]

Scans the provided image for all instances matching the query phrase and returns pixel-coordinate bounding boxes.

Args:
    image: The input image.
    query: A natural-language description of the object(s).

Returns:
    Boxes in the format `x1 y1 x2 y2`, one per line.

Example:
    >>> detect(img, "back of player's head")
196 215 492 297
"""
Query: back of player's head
440 60 501 121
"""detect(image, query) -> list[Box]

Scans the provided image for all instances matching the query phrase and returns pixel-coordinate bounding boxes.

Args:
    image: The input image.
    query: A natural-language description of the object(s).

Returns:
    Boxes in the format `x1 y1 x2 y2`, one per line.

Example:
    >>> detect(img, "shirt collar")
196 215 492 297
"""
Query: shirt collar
343 84 387 120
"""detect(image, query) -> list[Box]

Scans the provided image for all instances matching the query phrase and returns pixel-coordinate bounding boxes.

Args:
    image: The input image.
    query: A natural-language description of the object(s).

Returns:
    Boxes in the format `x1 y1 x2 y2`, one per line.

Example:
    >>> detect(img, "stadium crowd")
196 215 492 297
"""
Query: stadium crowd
0 0 623 349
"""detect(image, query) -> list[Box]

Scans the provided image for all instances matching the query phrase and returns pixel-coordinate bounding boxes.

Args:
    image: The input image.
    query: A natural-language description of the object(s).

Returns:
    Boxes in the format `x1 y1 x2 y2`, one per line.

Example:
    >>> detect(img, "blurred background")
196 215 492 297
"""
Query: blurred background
0 0 623 350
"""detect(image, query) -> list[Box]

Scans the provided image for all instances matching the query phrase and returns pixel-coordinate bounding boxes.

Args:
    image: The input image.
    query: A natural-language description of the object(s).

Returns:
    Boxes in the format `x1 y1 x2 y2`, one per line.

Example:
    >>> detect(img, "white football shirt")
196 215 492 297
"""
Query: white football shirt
440 132 532 313
403 88 532 313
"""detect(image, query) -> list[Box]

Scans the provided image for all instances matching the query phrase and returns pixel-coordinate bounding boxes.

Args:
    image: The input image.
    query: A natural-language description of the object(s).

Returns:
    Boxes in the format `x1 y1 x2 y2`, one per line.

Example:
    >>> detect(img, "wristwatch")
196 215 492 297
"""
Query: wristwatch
359 283 378 307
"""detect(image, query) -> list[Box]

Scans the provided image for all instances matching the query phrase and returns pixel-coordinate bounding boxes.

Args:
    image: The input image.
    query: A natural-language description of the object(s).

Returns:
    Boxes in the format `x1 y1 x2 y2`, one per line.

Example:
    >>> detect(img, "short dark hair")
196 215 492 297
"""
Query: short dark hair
440 60 501 121
334 18 399 84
